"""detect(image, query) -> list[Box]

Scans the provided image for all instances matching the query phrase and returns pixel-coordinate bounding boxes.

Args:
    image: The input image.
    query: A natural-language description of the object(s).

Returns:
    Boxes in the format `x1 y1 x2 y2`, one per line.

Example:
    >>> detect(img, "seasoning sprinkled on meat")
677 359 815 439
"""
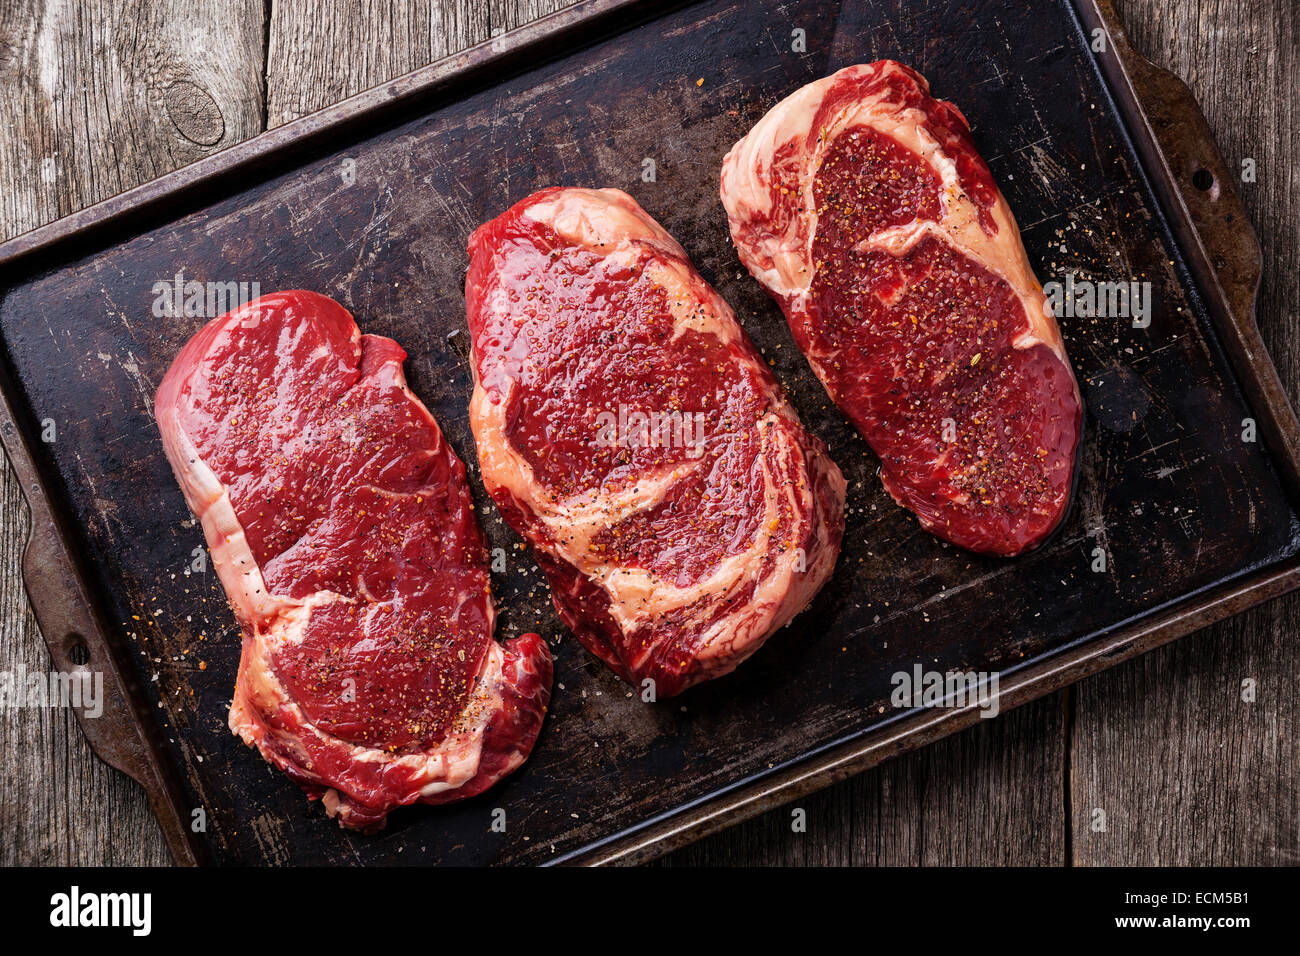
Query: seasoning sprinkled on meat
156 291 551 831
467 189 845 695
722 61 1082 556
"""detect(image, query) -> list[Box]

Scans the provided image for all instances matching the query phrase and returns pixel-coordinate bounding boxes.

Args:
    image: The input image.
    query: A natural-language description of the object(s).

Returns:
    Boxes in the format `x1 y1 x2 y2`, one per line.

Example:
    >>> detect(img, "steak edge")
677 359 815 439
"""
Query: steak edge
721 61 1083 556
155 291 551 831
467 188 846 697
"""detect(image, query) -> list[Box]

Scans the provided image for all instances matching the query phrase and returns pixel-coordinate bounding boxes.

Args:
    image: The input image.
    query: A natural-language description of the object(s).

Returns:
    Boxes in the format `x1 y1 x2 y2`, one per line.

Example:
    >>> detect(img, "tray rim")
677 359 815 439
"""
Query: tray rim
0 0 1295 867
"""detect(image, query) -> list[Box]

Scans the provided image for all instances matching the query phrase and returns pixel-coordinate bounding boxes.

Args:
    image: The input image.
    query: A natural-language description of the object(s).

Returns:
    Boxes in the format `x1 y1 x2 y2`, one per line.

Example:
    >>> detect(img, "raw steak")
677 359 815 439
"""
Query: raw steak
155 291 551 831
721 61 1083 556
466 188 845 697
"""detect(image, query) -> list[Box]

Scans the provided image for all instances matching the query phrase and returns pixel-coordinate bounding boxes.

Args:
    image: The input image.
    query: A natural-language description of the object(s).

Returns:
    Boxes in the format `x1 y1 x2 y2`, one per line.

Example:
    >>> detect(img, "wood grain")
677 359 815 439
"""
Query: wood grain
266 0 490 127
0 0 1292 866
0 0 266 234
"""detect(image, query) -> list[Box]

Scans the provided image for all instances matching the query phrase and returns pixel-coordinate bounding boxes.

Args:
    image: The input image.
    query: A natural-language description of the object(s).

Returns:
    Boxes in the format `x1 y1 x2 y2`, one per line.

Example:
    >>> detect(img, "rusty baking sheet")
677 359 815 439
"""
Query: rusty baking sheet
1 0 1297 866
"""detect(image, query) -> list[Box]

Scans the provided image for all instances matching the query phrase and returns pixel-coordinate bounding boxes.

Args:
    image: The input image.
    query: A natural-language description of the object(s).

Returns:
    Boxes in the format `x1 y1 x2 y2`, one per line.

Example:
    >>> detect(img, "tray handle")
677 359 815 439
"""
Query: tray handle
1086 0 1300 492
0 404 198 864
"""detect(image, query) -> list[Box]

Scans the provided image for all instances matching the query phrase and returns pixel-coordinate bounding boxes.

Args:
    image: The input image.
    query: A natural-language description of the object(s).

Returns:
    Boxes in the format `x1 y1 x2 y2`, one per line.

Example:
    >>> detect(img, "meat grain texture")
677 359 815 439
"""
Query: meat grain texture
722 61 1083 556
156 291 551 831
467 188 846 696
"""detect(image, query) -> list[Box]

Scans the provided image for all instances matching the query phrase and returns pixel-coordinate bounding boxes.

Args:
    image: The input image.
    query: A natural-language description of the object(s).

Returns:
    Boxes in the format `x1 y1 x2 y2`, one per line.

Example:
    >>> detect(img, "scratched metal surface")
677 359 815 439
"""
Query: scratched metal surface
0 0 1295 864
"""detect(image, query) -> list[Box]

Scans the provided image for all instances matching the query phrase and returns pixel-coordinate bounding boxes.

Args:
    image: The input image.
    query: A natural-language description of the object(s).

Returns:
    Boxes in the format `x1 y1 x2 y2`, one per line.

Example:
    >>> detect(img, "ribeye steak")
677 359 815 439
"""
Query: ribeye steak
721 61 1083 556
467 188 845 697
156 291 551 831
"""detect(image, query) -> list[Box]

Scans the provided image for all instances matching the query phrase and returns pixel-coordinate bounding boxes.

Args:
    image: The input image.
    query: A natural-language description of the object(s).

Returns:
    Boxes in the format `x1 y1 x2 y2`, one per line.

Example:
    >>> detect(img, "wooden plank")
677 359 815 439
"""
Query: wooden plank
1071 0 1300 866
265 0 492 127
661 694 1065 865
0 0 265 865
489 0 577 34
0 0 266 235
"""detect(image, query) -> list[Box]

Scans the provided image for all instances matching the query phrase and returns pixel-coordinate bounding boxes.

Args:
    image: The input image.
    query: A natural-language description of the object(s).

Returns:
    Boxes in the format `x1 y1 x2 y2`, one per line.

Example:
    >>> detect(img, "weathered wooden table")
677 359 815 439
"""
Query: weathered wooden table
0 0 1294 866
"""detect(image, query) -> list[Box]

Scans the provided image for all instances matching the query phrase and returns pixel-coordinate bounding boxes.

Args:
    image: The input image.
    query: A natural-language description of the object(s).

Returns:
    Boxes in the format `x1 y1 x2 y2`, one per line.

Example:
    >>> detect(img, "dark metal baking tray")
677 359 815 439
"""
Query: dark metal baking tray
1 0 1296 865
